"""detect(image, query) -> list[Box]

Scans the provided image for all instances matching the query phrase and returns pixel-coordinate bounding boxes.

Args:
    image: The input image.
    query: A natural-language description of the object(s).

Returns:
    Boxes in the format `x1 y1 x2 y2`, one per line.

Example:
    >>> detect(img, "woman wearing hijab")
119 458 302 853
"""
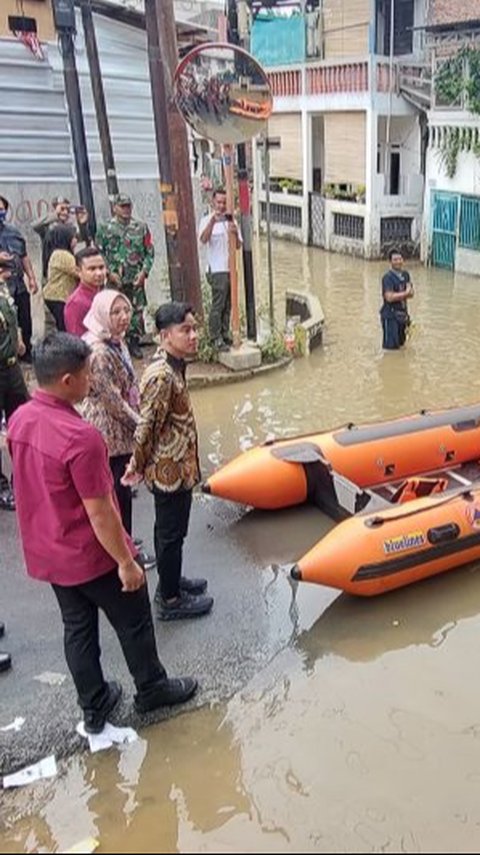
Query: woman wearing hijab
82 289 154 568
43 223 78 331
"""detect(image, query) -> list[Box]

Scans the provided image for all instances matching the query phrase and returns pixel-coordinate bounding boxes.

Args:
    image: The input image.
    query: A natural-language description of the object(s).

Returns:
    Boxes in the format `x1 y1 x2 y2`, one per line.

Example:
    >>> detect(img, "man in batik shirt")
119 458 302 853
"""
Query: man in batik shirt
96 194 154 359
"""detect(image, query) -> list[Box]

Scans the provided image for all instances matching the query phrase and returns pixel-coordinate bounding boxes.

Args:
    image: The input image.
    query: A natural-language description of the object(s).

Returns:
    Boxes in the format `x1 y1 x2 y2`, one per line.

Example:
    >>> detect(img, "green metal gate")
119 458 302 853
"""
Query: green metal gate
431 191 459 269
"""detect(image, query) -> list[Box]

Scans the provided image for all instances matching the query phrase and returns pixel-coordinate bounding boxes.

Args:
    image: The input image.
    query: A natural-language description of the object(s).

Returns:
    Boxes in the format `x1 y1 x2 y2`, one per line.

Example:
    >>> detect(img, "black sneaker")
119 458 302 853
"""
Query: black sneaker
157 592 214 621
179 576 208 595
135 676 198 714
154 579 208 602
0 652 11 673
83 680 123 735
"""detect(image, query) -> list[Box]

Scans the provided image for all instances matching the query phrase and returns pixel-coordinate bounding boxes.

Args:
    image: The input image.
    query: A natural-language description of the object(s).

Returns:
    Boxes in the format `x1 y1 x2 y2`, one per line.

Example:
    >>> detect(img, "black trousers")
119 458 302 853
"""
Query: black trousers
153 489 192 600
0 362 29 421
52 569 167 713
110 454 132 536
208 272 231 342
45 299 66 332
0 362 29 488
14 291 32 357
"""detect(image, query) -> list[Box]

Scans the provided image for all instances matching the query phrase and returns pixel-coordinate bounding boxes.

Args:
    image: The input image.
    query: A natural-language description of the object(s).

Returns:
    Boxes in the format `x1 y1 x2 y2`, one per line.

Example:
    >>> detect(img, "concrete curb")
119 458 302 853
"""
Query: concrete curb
187 356 293 389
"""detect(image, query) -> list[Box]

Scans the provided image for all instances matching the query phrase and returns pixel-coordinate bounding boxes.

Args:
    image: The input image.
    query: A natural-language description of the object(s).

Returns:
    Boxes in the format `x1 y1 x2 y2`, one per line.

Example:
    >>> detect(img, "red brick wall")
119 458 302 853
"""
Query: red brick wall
429 0 480 26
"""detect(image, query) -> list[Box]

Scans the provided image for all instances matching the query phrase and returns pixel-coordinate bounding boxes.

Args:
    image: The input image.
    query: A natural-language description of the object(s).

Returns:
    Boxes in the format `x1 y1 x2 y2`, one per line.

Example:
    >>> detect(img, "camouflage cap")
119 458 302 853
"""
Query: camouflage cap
114 193 133 206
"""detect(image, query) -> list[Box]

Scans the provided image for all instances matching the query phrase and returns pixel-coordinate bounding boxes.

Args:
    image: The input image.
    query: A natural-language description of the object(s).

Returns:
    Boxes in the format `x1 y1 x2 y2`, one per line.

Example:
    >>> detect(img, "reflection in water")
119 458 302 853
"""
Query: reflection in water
295 563 480 667
1 708 250 854
5 244 480 852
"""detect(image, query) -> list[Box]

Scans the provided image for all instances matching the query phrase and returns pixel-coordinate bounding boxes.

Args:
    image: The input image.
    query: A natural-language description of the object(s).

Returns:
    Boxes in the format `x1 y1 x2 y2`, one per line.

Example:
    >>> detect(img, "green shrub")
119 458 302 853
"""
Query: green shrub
260 331 289 364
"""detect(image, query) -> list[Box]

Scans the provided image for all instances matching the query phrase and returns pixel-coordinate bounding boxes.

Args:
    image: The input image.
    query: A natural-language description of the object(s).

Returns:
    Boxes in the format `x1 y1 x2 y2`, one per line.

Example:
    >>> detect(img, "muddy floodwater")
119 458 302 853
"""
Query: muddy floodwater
3 242 480 853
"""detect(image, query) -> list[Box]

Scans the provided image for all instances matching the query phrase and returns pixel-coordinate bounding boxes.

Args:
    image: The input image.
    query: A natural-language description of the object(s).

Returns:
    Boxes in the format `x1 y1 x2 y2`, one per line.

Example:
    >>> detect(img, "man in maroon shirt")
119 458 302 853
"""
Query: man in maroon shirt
8 333 197 734
64 246 106 337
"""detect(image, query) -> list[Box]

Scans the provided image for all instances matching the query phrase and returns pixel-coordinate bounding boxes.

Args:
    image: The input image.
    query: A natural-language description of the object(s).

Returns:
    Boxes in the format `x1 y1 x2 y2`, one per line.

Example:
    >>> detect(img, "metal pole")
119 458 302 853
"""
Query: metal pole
264 141 274 331
58 30 96 234
79 0 119 203
145 0 183 301
237 145 257 340
385 0 395 163
227 0 257 340
224 144 241 347
155 0 203 312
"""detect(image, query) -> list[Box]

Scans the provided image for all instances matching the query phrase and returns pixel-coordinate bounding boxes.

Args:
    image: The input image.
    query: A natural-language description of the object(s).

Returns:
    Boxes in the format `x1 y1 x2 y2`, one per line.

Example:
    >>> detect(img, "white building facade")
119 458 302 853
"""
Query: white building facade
423 18 480 274
251 0 428 260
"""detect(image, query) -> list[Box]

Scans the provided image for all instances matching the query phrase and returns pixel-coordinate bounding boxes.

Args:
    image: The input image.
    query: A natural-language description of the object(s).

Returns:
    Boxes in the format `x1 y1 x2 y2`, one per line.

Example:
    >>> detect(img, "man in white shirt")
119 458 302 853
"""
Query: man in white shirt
198 188 242 351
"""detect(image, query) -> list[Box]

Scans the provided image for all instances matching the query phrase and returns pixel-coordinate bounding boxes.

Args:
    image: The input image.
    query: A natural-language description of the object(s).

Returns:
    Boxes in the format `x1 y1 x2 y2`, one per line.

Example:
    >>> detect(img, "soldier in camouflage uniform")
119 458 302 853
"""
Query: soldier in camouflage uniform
0 254 28 512
96 194 154 359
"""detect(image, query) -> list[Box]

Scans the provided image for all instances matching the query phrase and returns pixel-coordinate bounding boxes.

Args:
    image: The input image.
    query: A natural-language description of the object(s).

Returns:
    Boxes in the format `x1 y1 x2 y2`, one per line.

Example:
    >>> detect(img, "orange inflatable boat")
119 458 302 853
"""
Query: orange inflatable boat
202 404 480 595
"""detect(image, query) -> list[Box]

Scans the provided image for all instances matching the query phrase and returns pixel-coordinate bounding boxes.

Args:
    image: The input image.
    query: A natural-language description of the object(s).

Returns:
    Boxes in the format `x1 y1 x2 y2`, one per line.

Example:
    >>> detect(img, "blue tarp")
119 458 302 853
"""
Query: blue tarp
251 16 305 67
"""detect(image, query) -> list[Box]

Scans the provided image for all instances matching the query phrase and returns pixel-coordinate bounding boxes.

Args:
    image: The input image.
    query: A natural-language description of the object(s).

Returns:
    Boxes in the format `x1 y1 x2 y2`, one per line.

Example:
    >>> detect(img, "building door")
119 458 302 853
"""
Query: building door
431 191 459 269
309 192 325 248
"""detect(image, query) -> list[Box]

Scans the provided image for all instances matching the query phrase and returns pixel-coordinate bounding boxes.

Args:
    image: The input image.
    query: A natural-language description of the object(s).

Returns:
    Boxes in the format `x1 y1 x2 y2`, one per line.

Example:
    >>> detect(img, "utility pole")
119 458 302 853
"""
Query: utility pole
145 0 183 302
52 0 96 233
227 0 257 340
145 0 202 310
79 0 119 204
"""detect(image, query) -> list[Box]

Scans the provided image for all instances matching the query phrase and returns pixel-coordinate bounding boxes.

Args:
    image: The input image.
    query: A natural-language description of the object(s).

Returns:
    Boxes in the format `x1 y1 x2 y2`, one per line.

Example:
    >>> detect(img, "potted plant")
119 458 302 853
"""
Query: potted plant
356 184 366 203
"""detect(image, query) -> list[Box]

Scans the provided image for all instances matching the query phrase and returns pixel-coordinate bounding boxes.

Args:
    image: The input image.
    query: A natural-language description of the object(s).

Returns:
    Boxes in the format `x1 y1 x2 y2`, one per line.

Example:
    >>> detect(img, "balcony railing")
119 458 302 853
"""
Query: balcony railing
267 69 302 98
306 62 368 95
267 59 398 99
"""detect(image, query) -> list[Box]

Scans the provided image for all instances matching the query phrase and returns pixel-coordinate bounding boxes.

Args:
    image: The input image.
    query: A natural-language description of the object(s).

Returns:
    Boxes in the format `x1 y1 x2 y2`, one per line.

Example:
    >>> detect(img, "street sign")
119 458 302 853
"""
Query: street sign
51 0 76 33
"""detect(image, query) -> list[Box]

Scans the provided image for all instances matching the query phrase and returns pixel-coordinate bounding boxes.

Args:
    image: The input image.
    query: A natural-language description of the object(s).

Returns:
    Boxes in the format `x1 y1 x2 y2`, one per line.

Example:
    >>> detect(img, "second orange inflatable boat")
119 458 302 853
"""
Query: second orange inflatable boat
202 404 480 595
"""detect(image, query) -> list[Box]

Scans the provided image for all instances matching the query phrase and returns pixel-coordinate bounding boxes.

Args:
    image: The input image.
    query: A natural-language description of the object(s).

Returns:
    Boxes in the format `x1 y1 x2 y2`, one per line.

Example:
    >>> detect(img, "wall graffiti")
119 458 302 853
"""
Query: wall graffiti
6 198 51 228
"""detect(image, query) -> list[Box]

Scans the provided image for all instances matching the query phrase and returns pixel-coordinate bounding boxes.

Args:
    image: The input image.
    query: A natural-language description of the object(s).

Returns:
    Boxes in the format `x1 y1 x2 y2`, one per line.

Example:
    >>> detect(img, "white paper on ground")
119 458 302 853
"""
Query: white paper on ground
33 671 67 686
0 717 25 733
76 721 138 753
64 837 99 854
3 755 57 788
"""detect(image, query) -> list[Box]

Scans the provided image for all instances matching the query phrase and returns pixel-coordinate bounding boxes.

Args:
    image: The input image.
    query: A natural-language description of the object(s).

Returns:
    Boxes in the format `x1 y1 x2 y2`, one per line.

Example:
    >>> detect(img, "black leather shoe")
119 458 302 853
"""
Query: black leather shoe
0 652 12 673
157 592 213 621
83 681 123 735
135 676 198 714
179 577 208 595
0 622 4 639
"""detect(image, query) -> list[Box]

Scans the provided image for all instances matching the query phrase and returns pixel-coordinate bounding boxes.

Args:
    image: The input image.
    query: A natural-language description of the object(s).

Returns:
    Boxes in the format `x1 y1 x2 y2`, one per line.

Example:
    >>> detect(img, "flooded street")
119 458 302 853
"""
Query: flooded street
4 242 480 853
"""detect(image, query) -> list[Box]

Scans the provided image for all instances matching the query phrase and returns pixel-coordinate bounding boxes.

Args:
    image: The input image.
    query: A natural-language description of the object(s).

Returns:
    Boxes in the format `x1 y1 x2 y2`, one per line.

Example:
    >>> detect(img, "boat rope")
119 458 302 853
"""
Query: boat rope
365 488 476 528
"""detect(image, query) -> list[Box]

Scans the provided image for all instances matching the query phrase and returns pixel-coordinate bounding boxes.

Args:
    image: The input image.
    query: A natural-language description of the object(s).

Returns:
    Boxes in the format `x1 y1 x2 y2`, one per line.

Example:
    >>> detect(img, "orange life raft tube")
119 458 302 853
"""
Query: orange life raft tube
202 404 480 595
202 404 480 510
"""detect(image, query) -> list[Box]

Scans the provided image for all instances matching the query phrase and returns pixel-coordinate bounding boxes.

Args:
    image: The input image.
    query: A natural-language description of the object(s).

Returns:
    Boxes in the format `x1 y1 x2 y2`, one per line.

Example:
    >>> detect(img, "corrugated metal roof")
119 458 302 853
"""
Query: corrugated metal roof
0 11 163 182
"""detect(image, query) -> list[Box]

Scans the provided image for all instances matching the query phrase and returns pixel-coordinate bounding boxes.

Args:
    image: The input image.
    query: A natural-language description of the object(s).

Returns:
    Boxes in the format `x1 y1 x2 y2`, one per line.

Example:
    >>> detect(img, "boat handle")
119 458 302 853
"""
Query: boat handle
427 523 460 544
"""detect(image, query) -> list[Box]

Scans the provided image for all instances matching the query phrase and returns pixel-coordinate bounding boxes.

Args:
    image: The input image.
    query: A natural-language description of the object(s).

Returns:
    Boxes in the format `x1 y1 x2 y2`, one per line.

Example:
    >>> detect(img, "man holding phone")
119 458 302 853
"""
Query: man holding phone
32 196 90 284
198 188 242 352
